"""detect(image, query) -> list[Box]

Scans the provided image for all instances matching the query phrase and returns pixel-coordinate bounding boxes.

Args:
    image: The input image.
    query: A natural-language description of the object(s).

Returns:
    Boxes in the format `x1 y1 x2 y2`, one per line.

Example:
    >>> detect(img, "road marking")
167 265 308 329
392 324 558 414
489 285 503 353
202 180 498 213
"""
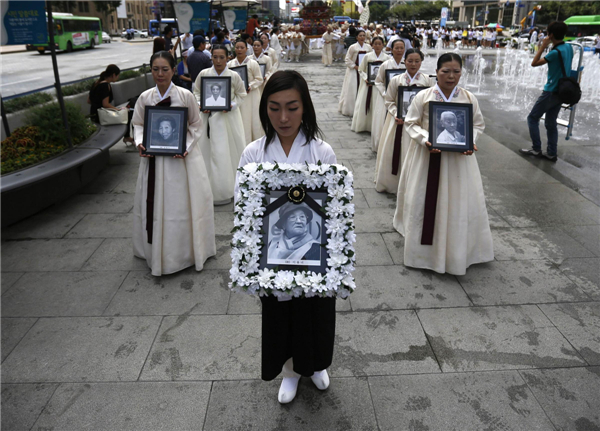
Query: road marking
0 77 39 86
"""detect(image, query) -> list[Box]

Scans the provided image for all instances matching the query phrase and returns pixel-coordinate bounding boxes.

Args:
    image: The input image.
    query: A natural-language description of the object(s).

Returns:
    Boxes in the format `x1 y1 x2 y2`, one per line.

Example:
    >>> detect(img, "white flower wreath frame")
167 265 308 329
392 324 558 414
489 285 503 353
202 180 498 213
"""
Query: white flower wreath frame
229 161 356 299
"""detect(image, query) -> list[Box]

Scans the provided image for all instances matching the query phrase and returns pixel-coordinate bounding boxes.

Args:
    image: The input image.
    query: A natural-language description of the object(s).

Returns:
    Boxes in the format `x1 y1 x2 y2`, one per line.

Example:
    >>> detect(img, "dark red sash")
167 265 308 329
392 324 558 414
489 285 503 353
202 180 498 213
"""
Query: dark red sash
421 152 441 245
355 51 365 98
146 96 171 244
365 85 373 115
391 122 403 175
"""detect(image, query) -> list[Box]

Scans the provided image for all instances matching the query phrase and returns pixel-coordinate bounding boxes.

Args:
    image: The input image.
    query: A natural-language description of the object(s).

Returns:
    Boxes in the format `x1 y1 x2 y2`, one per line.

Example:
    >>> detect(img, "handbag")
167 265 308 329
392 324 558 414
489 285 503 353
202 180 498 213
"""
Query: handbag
97 107 128 125
553 44 581 107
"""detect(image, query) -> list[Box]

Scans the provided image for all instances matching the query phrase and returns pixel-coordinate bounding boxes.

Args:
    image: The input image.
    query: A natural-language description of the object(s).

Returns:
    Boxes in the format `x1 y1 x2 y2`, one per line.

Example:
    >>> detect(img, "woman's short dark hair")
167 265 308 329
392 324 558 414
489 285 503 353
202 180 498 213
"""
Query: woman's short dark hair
234 38 247 47
259 70 323 148
150 51 176 69
348 26 357 37
211 44 228 56
548 21 567 40
371 36 384 45
152 37 166 55
391 39 406 50
437 52 462 70
157 115 176 130
356 30 366 38
405 48 424 60
94 64 120 88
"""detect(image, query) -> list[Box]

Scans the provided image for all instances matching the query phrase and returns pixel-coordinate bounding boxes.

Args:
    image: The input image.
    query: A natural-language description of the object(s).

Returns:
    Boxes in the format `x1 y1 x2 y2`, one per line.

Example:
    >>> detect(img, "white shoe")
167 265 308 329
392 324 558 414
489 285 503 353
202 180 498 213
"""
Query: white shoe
278 377 299 404
310 370 330 390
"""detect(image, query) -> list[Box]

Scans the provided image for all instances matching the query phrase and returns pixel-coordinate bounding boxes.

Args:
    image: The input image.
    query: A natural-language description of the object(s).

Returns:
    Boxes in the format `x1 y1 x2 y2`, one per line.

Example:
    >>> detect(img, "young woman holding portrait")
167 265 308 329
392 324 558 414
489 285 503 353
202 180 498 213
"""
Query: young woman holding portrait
338 29 372 117
235 71 337 405
393 53 493 275
131 51 216 276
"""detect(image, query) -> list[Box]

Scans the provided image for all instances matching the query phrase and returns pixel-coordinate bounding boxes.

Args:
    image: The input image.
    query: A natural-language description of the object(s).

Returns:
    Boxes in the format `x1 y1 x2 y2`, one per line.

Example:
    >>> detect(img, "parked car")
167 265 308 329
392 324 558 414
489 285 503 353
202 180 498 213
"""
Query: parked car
120 29 148 39
102 32 111 43
575 36 596 50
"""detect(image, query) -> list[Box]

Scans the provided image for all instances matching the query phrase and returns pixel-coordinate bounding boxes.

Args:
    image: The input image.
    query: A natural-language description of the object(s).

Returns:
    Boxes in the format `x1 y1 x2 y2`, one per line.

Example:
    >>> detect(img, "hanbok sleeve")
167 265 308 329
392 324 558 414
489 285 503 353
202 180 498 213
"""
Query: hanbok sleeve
468 92 485 145
193 72 203 104
374 62 386 96
404 90 429 146
231 72 247 110
384 76 399 118
345 44 357 69
132 95 146 147
264 57 274 81
184 91 202 153
248 60 264 91
317 141 337 164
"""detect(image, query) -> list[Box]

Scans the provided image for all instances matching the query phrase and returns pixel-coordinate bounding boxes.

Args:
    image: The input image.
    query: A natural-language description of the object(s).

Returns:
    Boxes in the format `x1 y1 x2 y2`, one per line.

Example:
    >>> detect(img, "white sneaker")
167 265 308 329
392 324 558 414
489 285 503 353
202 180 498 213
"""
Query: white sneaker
310 370 330 390
278 377 299 404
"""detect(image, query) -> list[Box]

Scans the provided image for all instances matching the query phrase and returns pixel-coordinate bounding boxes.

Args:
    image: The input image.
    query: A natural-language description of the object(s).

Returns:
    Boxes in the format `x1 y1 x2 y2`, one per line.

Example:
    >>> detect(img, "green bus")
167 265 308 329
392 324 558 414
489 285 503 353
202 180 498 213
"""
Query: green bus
26 13 102 54
565 15 600 41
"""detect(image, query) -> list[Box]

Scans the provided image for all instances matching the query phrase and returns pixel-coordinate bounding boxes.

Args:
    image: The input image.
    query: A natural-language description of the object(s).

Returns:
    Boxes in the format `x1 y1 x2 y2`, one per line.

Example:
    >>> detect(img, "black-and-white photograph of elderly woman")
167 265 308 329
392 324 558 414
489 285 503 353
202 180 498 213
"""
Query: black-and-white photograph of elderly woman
266 202 322 266
150 115 179 149
436 109 466 144
200 76 231 111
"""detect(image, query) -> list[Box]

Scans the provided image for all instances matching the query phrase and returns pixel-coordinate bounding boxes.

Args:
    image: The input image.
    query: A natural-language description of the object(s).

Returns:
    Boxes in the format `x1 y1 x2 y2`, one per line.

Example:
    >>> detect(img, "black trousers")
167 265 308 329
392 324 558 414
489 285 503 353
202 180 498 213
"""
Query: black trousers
259 295 336 381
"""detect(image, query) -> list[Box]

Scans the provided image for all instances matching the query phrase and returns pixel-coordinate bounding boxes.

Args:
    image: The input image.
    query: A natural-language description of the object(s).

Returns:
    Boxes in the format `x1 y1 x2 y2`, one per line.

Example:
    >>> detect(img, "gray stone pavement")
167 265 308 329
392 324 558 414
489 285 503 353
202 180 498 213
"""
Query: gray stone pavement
2 51 600 431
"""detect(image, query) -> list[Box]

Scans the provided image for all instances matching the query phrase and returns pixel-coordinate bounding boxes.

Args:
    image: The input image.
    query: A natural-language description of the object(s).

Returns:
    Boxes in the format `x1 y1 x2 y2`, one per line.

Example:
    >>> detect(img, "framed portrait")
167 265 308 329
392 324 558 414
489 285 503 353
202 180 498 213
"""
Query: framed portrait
397 86 428 119
367 61 383 84
259 63 267 79
385 68 406 89
357 51 367 67
141 106 188 157
231 163 356 299
230 65 248 90
428 102 474 152
200 76 231 111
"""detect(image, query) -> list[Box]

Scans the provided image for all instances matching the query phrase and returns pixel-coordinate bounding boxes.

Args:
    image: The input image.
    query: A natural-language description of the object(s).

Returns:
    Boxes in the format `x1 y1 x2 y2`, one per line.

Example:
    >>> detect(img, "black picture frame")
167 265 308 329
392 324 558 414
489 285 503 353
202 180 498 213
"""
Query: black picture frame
141 106 188 157
357 51 367 67
259 63 267 79
260 187 329 274
385 68 406 89
200 76 232 111
367 61 383 84
428 102 474 152
397 85 428 119
230 65 249 90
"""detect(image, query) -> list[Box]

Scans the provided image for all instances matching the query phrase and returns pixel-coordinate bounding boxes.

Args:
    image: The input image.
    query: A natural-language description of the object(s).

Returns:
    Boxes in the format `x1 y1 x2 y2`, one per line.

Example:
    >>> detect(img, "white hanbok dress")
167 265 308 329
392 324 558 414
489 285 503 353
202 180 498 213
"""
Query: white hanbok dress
193 66 247 203
339 42 373 117
270 33 282 61
132 84 216 276
375 71 433 193
228 57 264 144
250 52 274 91
264 46 279 71
371 57 404 152
322 32 334 65
351 50 389 132
393 86 494 275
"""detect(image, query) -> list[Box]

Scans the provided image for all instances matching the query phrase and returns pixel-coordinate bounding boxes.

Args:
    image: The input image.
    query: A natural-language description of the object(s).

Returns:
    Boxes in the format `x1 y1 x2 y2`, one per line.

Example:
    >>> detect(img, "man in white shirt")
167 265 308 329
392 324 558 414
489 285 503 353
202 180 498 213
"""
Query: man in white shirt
530 28 538 52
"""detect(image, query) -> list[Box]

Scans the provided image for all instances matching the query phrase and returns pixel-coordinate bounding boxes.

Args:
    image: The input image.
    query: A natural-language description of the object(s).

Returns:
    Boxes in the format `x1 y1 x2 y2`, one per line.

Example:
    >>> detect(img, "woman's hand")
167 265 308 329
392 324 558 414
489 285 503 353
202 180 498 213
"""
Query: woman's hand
138 144 153 158
462 144 477 156
395 118 404 125
354 65 359 70
202 110 211 114
425 141 441 154
173 151 188 159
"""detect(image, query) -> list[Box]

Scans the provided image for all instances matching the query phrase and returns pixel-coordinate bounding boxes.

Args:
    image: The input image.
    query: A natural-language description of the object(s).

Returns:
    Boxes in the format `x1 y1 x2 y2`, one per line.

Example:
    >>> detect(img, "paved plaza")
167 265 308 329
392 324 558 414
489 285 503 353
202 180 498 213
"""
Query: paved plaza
2 51 600 430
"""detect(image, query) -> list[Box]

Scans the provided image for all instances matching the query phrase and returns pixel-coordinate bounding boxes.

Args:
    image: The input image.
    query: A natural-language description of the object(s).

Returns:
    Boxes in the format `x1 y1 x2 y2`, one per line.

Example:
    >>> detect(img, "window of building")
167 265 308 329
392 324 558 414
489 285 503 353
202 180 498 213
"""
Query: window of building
137 5 140 14
127 3 130 12
84 2 89 12
502 3 515 28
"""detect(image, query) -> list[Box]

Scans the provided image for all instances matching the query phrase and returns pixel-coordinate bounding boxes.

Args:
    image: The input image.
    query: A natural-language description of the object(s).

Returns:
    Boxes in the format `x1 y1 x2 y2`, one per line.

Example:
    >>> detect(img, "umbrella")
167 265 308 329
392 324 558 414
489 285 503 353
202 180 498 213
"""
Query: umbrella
487 23 504 28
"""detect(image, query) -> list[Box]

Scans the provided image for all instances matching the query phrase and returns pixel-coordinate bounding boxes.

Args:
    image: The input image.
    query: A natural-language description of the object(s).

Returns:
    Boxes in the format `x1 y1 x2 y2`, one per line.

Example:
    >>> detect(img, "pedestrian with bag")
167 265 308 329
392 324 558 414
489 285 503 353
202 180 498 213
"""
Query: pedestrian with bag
520 21 575 162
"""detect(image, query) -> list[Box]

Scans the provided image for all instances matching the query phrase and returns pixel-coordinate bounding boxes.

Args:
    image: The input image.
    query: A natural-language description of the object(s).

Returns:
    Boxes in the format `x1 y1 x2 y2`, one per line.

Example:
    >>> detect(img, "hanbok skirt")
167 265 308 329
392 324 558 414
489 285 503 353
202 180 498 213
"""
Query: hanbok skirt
239 88 263 144
371 90 387 152
374 117 410 194
351 79 373 133
260 295 336 381
338 67 359 117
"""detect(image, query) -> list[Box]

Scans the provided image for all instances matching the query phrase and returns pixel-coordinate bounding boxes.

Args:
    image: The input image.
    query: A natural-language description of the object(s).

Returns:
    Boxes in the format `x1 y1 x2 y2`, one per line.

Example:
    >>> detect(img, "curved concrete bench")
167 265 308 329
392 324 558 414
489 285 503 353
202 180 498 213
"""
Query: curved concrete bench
1 123 127 227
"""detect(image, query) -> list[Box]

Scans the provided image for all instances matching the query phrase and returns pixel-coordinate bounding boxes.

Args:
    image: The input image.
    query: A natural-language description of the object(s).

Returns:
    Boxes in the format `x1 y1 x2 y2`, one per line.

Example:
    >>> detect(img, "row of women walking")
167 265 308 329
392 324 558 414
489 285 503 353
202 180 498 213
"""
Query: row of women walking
340 28 494 276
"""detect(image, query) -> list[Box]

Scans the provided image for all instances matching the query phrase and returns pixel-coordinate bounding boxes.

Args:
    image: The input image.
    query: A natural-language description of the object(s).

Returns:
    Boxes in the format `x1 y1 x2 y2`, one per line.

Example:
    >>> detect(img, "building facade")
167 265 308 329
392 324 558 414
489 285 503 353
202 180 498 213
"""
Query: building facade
451 0 535 29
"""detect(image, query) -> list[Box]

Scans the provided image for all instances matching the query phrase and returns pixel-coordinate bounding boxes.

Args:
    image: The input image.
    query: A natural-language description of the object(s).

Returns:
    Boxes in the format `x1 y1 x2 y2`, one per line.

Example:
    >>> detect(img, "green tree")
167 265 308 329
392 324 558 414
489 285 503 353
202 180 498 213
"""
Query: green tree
93 1 123 14
369 3 389 23
390 0 450 21
533 1 600 25
50 1 122 14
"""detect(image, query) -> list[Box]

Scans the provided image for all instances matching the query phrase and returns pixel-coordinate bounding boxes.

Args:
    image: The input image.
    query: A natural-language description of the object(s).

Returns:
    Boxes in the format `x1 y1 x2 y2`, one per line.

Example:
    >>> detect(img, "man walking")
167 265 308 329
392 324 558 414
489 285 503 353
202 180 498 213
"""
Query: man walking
520 21 573 162
188 36 212 86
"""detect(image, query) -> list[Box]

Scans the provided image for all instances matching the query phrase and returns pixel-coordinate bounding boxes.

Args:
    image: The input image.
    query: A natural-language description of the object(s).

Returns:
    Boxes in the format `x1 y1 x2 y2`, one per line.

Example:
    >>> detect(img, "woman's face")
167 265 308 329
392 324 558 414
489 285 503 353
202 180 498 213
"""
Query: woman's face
151 57 174 86
405 53 422 75
392 41 405 61
212 49 228 70
158 120 173 140
235 42 247 58
357 32 366 44
372 39 383 54
253 41 263 56
436 60 462 92
211 85 221 98
267 88 303 141
260 34 269 47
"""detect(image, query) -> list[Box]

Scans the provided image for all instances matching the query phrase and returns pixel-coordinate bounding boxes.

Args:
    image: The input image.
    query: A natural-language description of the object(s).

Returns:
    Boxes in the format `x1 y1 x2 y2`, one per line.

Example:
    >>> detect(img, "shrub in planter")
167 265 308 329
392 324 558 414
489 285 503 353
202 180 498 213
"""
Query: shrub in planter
62 78 95 97
1 102 96 175
3 92 54 114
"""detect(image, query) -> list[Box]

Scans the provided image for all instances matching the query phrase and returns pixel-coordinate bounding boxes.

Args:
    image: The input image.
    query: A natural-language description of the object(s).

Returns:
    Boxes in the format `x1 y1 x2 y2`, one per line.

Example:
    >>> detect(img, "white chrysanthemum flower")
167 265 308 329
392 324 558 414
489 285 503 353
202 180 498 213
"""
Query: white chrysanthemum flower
257 268 276 287
262 162 276 171
243 163 258 174
325 218 346 235
341 274 356 289
327 253 349 267
345 230 357 244
274 271 295 291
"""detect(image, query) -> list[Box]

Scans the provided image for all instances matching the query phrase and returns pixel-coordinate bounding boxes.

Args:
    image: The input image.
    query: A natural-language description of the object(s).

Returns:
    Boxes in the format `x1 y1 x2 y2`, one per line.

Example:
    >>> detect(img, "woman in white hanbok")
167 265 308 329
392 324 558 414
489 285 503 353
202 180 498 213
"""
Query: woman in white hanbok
235 71 337 405
251 39 274 92
259 33 279 71
132 51 216 276
321 26 334 67
228 40 264 144
393 53 493 275
371 39 405 152
375 49 433 193
194 45 247 205
270 27 282 62
338 30 373 117
351 36 389 133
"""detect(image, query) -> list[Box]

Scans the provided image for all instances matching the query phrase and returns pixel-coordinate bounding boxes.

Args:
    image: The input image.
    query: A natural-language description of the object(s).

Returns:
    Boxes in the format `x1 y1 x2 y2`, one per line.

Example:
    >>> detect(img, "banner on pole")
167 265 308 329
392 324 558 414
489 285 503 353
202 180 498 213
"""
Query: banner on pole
174 2 211 33
440 7 448 28
1 1 47 46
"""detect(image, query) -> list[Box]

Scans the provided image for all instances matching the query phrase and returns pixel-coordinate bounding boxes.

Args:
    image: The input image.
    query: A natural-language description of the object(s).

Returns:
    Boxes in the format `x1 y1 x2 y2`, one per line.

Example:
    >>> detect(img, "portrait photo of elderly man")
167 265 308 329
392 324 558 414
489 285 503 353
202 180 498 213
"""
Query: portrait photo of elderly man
437 110 466 144
267 202 322 265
